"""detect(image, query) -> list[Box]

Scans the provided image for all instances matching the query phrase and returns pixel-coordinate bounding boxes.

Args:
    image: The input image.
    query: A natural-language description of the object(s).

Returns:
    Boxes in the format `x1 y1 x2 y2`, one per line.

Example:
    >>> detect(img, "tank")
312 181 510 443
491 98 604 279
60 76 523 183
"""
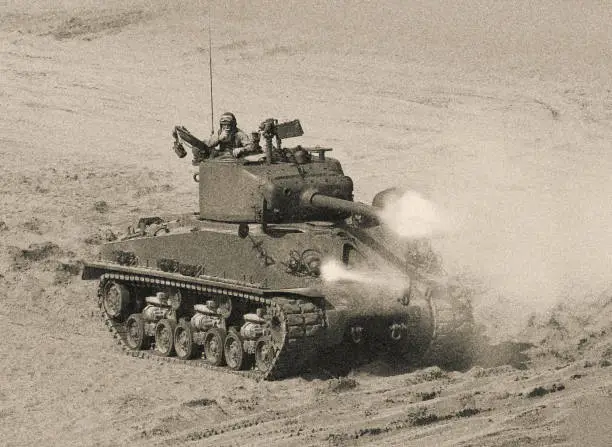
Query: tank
82 118 474 380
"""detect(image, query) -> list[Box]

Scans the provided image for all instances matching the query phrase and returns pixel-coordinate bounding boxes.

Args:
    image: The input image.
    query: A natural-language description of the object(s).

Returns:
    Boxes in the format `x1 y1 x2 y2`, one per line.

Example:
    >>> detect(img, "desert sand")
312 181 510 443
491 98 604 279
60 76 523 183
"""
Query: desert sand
1 1 611 445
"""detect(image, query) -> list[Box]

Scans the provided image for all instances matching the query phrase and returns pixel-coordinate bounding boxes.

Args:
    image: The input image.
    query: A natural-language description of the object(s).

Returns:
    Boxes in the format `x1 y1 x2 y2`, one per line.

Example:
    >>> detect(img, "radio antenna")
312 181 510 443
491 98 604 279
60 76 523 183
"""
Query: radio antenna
207 7 214 135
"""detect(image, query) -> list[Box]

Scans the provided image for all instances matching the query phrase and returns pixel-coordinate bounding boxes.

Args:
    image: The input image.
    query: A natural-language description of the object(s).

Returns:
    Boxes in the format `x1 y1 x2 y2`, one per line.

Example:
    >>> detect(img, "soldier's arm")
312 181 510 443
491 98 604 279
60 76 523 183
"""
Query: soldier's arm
237 129 251 146
233 130 259 157
204 133 221 148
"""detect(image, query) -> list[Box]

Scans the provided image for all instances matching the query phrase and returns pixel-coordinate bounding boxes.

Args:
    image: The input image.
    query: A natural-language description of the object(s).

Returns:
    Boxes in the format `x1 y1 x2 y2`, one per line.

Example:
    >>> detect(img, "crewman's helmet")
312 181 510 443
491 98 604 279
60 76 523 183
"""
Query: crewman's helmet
219 112 237 130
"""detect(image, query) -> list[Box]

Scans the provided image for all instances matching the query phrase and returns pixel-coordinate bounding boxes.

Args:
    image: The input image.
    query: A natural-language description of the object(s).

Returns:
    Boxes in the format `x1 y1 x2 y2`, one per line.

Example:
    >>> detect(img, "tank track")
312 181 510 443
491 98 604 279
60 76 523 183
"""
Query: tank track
423 287 475 369
96 272 324 380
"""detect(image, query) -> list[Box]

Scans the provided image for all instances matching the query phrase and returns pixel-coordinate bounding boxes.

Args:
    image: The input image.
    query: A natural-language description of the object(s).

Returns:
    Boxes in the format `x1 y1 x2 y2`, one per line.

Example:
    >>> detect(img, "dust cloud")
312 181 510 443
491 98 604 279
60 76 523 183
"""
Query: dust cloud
432 173 612 333
377 190 453 239
321 258 410 295
362 179 612 335
320 259 411 316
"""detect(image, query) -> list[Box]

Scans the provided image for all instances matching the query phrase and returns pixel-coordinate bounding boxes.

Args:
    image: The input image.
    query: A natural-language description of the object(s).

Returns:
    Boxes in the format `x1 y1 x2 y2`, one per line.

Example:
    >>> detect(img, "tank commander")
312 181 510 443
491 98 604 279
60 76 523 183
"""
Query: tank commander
204 112 257 159
173 113 261 164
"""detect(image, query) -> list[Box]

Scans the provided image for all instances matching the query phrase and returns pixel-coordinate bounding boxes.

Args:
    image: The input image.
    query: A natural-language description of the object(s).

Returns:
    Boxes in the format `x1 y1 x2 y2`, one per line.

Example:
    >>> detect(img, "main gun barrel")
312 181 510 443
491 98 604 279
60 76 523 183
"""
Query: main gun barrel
301 189 380 222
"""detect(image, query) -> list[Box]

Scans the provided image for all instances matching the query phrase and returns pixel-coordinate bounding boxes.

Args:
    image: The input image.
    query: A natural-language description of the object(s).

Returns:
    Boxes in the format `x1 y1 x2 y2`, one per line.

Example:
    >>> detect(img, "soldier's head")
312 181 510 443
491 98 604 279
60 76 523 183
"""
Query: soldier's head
219 112 237 133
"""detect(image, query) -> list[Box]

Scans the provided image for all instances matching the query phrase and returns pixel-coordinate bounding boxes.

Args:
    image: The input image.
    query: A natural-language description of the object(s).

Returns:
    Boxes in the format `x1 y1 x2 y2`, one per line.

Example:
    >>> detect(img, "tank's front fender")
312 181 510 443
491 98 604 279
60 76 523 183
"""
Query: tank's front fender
81 263 106 280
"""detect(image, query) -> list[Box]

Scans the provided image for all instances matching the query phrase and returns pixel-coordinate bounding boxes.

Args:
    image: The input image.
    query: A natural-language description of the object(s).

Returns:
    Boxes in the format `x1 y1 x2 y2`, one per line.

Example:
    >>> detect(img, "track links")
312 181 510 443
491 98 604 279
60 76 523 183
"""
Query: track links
423 286 475 369
266 297 324 380
97 272 325 380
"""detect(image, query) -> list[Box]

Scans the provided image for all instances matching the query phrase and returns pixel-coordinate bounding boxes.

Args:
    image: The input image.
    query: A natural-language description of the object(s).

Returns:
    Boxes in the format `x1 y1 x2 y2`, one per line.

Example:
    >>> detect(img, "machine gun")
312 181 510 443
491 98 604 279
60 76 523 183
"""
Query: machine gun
172 126 211 164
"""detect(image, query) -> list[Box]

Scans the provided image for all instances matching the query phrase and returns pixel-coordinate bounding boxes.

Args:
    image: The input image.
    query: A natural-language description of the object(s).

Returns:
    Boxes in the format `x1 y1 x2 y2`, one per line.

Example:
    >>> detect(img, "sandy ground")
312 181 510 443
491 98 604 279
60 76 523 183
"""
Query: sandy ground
1 1 611 445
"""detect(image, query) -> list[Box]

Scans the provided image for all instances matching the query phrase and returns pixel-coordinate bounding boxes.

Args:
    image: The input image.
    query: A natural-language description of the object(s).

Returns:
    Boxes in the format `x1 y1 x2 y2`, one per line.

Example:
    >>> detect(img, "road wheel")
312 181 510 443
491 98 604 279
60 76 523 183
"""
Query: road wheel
125 314 149 350
255 338 277 372
102 281 130 321
155 319 176 356
224 329 250 371
174 321 197 360
203 328 226 366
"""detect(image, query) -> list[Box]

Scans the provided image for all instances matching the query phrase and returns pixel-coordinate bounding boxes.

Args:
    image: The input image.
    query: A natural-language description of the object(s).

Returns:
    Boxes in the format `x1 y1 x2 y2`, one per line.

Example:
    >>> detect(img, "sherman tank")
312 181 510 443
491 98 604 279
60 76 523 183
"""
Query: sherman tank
82 118 474 380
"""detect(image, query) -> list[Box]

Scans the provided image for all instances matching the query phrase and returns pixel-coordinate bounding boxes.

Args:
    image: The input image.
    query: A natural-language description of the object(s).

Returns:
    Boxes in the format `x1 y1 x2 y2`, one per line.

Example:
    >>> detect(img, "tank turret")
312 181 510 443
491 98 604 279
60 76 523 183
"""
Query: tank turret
194 119 362 224
82 117 474 380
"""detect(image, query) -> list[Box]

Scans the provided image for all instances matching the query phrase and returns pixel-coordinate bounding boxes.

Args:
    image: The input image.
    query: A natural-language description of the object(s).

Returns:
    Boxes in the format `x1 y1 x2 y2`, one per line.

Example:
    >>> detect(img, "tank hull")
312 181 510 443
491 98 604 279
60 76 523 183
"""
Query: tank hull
83 216 474 379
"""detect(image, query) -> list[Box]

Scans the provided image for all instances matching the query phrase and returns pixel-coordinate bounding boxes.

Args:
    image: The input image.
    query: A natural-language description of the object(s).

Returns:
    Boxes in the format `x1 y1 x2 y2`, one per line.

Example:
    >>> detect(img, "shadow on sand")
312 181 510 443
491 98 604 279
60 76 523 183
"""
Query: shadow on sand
305 336 534 380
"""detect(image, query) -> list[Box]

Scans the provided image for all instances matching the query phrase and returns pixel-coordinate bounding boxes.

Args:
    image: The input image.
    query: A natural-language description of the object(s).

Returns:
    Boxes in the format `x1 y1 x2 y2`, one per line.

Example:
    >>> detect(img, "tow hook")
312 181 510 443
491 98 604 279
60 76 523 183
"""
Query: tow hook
389 323 407 341
350 326 364 344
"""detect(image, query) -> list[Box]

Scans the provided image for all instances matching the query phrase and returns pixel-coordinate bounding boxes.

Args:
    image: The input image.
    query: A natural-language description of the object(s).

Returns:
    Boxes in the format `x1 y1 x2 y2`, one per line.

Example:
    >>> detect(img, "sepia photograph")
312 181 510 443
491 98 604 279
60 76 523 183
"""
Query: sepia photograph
1 1 611 445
